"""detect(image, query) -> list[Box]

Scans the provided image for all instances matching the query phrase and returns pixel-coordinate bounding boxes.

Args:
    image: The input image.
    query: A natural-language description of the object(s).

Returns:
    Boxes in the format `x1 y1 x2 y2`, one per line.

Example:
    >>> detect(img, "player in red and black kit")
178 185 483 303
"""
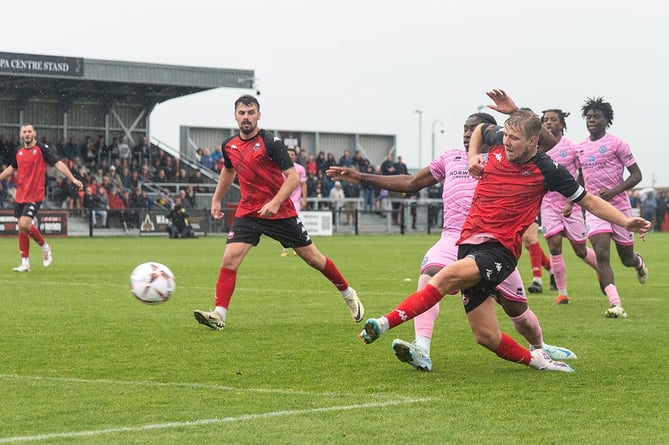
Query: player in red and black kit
0 123 83 272
193 95 364 331
358 90 651 373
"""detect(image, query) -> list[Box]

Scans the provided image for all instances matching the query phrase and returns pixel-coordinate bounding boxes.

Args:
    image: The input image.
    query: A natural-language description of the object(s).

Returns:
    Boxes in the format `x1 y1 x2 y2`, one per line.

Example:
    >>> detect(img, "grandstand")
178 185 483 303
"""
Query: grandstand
1 51 442 237
0 51 253 236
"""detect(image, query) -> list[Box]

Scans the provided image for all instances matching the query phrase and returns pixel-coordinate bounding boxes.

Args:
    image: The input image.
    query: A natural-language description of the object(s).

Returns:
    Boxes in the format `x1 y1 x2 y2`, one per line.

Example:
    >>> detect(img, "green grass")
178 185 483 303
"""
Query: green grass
0 233 668 444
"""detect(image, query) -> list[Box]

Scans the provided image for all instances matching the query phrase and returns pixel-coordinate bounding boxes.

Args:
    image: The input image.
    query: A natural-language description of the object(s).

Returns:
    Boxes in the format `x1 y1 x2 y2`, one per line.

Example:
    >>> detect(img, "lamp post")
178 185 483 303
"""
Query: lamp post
414 109 423 167
431 119 444 162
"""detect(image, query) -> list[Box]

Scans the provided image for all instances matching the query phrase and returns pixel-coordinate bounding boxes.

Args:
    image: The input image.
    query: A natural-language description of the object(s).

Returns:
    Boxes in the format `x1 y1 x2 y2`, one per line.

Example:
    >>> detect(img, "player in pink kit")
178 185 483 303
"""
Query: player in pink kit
540 109 599 305
280 147 307 257
576 97 647 318
351 90 651 374
328 108 576 372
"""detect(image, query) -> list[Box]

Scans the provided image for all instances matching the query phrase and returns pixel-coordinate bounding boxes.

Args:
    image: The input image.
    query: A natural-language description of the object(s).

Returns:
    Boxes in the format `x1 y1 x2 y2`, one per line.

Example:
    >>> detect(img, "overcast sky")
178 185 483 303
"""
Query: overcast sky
6 0 669 186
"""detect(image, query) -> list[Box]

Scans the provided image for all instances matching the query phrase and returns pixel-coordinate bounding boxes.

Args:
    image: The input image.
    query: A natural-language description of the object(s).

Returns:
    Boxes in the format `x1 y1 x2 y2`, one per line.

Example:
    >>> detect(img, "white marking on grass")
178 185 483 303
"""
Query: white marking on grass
0 373 354 397
0 398 433 443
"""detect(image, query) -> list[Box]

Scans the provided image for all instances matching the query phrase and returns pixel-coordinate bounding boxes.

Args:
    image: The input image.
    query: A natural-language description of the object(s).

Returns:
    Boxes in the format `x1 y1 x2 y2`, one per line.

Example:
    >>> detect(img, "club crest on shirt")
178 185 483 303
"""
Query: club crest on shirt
494 153 503 162
599 146 607 153
254 143 261 150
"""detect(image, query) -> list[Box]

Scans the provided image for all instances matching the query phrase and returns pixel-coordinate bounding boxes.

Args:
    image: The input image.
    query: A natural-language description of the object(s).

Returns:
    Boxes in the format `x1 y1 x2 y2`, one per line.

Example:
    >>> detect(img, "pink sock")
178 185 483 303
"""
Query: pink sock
604 284 621 306
414 274 439 339
582 247 598 270
550 254 567 290
510 309 543 348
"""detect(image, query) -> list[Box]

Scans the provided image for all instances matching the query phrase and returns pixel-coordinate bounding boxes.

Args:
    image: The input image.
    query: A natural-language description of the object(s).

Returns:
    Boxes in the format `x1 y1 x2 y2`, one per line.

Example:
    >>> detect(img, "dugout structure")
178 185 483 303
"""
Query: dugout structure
0 51 254 148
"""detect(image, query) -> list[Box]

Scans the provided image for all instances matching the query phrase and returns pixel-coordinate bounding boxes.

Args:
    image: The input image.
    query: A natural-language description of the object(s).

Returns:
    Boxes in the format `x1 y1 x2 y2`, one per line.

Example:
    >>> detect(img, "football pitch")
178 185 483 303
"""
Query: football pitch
1 233 667 444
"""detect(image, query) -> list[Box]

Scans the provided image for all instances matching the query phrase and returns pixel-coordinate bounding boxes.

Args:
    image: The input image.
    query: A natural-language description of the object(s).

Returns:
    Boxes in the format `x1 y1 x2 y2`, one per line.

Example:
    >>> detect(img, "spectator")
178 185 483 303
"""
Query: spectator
194 147 203 164
100 175 114 194
175 167 189 184
393 156 409 175
182 184 197 209
119 166 132 190
166 197 196 239
324 152 337 172
0 134 15 165
657 191 668 232
200 147 214 170
342 167 360 225
128 186 151 227
95 135 109 165
83 186 108 228
296 147 307 166
81 138 96 166
139 163 152 183
64 135 78 160
352 150 367 171
306 172 319 209
640 189 657 227
315 151 327 174
155 191 173 209
118 136 131 162
107 186 129 229
306 153 317 176
189 168 206 193
153 168 169 183
211 145 223 171
338 148 353 167
133 135 150 164
329 180 345 225
360 164 375 211
380 152 396 175
109 136 120 161
107 165 123 190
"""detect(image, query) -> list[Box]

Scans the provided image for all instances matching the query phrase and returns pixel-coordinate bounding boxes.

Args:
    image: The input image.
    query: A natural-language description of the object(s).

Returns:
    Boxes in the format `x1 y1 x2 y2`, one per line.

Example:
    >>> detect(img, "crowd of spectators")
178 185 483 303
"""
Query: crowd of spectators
629 188 669 232
0 132 209 228
289 147 410 222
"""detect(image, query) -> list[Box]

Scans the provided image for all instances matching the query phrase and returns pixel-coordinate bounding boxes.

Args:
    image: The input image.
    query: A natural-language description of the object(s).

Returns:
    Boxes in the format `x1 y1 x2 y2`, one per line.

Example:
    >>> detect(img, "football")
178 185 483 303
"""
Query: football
130 262 175 304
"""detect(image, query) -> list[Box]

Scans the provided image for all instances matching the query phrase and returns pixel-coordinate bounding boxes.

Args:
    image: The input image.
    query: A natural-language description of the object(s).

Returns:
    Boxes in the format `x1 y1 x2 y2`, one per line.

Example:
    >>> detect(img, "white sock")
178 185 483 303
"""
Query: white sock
415 335 431 354
42 243 50 251
377 317 390 333
341 287 354 298
533 278 543 285
22 257 30 266
214 306 227 320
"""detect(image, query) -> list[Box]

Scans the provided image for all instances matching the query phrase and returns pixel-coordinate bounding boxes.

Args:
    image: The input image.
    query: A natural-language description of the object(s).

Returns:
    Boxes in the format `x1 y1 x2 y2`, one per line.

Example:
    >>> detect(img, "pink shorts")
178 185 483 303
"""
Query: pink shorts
420 232 527 302
541 204 587 242
585 207 634 245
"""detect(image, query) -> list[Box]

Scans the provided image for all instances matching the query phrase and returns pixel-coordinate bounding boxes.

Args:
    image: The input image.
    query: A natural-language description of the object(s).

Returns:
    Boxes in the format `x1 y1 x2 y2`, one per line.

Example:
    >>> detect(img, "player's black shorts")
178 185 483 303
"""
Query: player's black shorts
457 242 517 313
227 215 313 249
14 202 41 220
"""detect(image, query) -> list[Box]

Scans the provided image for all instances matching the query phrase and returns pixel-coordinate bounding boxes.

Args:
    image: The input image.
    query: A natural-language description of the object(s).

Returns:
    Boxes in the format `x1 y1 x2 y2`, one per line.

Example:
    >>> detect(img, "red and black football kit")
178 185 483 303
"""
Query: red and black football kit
11 142 59 204
222 129 296 220
221 129 311 248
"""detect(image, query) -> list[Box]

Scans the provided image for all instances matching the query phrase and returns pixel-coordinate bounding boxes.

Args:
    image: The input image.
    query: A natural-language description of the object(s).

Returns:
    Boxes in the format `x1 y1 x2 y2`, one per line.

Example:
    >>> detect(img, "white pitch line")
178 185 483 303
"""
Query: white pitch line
0 398 433 443
0 373 356 397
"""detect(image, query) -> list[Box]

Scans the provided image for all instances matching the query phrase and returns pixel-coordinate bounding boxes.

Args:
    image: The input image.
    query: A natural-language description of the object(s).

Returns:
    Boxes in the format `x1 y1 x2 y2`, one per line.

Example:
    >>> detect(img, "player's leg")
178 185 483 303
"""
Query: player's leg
194 217 257 330
360 257 480 344
524 222 553 293
589 231 626 318
467 295 573 372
